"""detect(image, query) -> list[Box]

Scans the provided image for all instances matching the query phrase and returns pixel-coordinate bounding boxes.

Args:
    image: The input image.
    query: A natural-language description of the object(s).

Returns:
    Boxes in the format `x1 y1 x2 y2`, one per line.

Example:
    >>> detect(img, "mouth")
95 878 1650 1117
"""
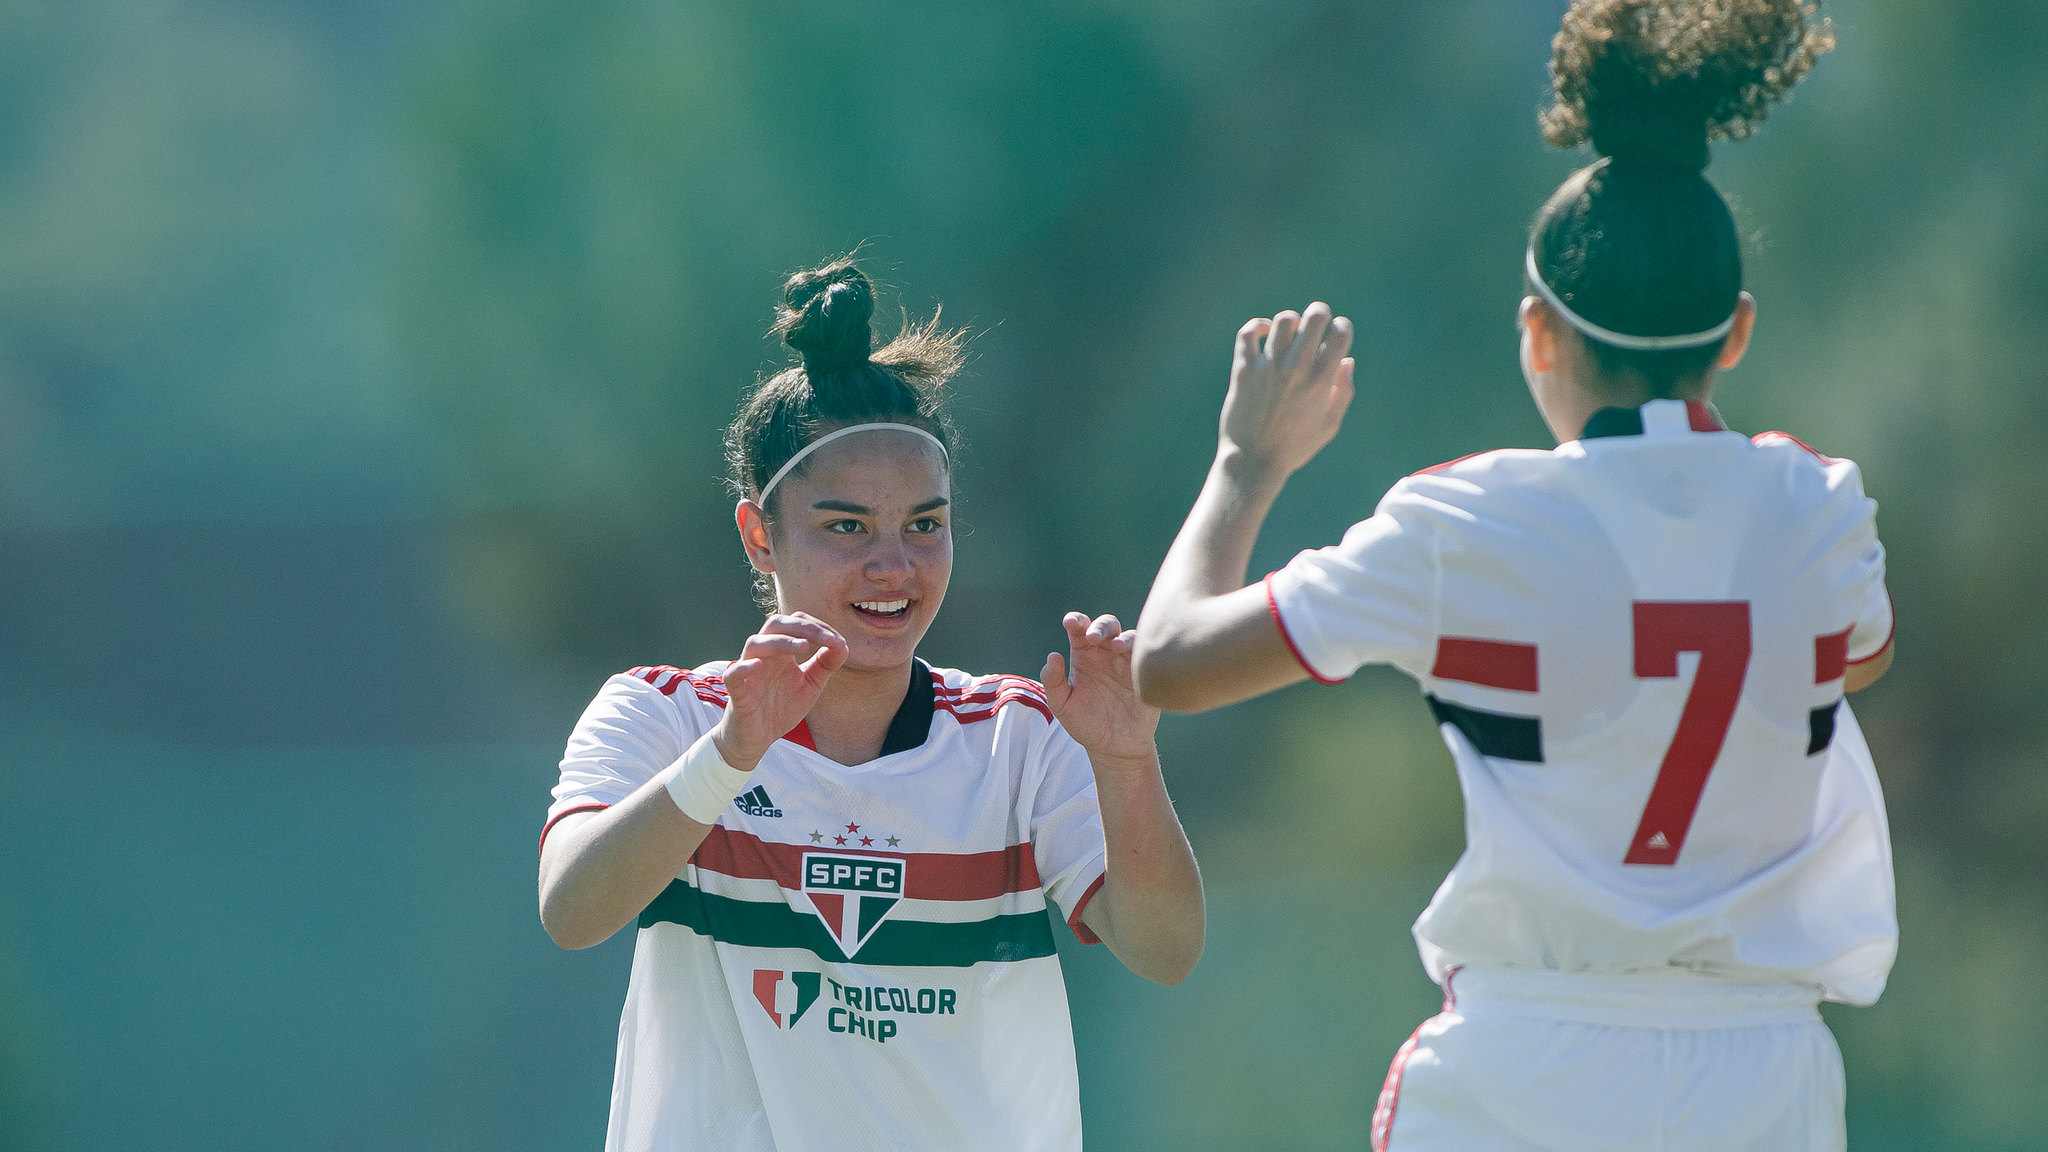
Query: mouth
851 599 913 624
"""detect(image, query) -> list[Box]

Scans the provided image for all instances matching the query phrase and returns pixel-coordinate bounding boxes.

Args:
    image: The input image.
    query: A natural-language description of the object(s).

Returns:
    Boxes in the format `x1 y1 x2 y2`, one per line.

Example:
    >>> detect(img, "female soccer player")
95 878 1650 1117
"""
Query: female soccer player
1135 2 1891 1148
538 259 1203 1151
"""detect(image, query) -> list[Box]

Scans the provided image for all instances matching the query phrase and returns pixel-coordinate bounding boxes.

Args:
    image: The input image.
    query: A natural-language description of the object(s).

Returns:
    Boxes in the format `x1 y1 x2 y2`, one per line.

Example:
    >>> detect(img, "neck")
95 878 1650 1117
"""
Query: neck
803 656 916 766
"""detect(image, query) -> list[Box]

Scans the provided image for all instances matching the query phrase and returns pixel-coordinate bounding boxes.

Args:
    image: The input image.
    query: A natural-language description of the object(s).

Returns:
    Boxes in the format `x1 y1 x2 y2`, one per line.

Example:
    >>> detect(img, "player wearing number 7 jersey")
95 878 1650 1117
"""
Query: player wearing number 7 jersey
1136 2 1887 1149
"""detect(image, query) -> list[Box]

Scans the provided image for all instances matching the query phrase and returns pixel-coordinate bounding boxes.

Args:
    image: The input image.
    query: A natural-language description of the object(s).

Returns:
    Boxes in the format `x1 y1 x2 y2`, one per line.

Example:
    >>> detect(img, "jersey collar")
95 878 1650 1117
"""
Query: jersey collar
1580 399 1727 441
787 657 935 756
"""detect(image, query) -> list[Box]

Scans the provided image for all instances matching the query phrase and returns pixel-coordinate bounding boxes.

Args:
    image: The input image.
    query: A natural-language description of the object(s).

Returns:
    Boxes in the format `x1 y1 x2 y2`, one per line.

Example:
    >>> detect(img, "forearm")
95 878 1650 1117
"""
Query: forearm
1084 749 1205 985
1134 451 1298 711
539 781 715 949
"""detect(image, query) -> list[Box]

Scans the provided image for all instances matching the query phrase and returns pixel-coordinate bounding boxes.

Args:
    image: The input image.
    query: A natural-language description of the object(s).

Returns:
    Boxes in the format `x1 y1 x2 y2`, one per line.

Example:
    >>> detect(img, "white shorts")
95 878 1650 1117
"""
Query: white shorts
1372 969 1847 1152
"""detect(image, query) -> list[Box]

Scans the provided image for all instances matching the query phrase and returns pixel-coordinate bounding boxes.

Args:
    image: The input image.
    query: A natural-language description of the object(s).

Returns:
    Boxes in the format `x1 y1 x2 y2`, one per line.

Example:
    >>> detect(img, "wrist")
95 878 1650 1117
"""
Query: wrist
709 720 766 772
657 731 756 824
1085 744 1161 779
1212 443 1291 494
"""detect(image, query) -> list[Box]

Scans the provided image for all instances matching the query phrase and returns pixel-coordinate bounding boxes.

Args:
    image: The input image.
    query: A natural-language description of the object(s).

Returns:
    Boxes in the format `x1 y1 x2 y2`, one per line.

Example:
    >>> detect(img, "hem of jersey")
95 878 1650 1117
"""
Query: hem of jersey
1066 872 1106 945
1846 587 1896 665
1265 573 1346 685
539 801 613 855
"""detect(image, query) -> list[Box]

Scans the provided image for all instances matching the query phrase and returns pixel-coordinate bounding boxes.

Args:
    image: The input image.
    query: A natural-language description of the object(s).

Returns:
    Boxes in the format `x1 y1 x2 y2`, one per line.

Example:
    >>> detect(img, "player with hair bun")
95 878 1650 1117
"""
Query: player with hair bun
1137 2 1890 1148
540 258 1203 1152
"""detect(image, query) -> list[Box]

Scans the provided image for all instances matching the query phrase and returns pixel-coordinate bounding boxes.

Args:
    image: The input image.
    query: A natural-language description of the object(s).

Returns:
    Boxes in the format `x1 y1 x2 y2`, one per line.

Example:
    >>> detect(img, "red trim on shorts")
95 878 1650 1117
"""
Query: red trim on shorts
1431 637 1539 691
1265 574 1345 685
1371 967 1459 1151
1847 588 1897 666
1066 873 1106 945
538 802 611 856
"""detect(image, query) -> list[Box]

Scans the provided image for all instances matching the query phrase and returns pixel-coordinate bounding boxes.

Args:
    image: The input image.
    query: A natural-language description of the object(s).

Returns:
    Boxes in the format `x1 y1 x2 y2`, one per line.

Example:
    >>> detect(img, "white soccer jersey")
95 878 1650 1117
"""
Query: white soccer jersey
1267 399 1896 1004
544 660 1108 1152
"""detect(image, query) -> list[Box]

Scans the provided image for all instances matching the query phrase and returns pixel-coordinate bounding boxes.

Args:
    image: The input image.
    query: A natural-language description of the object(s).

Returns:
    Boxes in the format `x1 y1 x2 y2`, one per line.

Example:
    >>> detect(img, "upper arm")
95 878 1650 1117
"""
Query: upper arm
1132 581 1307 712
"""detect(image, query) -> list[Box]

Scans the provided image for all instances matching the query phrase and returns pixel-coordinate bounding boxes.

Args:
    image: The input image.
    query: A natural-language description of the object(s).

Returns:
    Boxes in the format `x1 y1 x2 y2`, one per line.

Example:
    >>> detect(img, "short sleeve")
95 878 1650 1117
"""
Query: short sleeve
544 673 703 846
1264 481 1442 684
1834 465 1894 663
1026 725 1108 945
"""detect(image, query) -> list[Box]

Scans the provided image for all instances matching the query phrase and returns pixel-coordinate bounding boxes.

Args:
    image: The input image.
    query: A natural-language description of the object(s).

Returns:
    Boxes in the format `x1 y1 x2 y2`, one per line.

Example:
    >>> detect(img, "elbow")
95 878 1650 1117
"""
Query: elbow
1131 639 1206 714
1138 934 1205 986
538 882 609 951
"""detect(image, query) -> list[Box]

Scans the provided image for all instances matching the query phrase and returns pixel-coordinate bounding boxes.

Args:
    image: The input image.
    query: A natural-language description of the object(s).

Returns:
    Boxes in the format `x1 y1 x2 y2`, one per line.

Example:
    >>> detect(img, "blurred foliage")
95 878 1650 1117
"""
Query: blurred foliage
1 0 2045 1149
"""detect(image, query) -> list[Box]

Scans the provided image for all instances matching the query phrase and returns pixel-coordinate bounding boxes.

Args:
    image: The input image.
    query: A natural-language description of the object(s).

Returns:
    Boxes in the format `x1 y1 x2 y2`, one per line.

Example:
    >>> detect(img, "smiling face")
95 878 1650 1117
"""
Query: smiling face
737 429 952 674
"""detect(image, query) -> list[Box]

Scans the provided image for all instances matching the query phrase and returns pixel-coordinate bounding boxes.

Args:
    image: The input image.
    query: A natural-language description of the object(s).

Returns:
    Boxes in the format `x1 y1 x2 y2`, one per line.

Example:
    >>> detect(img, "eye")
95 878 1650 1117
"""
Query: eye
824 519 866 535
909 517 945 534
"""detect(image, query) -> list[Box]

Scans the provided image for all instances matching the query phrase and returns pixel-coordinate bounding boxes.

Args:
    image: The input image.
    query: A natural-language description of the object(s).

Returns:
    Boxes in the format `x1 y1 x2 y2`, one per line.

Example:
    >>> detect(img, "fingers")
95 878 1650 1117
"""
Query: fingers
1266 310 1301 364
1312 314 1354 379
1235 317 1272 367
1086 613 1121 642
1041 650 1069 691
759 611 846 648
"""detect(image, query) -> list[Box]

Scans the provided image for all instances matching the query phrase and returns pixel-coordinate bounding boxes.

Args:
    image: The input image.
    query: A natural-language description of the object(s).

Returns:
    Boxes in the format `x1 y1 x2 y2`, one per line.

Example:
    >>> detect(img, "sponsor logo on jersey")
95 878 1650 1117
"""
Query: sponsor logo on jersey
823 977 959 1044
801 852 904 958
752 969 821 1028
733 785 782 818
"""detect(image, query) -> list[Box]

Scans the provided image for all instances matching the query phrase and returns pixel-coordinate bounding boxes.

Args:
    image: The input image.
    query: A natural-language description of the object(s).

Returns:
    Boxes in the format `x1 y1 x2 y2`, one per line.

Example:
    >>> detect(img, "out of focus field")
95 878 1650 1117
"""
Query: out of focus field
2 2 2044 1149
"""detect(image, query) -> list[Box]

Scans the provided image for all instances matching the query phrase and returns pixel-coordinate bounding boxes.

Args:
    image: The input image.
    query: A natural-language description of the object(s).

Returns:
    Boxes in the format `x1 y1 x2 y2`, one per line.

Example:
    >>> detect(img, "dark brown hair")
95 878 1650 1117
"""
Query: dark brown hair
1530 0 1834 395
725 257 965 516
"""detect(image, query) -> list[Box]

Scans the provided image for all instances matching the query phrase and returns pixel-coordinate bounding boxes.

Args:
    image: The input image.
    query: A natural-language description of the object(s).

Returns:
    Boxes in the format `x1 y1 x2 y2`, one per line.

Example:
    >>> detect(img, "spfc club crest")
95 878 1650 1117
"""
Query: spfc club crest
801 852 905 958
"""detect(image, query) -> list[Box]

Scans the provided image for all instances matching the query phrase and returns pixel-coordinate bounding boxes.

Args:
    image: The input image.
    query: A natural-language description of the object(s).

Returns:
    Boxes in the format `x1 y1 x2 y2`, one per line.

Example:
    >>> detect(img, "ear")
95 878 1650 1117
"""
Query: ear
1519 296 1559 375
735 500 776 574
1716 292 1757 370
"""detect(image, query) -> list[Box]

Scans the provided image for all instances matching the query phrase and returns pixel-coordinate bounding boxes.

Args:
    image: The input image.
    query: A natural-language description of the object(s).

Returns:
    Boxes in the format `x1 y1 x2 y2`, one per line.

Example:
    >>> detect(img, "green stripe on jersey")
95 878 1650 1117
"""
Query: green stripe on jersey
637 880 1058 967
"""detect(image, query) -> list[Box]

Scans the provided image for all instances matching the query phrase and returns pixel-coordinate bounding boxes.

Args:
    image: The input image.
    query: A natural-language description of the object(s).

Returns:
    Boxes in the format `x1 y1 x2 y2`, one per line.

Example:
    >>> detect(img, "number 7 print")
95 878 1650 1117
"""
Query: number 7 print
1625 601 1752 866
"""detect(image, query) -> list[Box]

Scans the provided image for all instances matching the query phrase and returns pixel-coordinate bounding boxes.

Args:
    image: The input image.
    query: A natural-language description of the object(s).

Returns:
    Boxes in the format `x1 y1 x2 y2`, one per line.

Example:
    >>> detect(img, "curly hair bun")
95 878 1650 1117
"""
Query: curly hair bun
777 259 875 373
1542 0 1834 171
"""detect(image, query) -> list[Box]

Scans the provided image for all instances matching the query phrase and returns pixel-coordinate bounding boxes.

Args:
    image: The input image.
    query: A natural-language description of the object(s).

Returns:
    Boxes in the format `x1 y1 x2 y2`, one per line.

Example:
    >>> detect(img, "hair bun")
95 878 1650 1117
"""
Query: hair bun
1541 0 1834 170
777 260 875 373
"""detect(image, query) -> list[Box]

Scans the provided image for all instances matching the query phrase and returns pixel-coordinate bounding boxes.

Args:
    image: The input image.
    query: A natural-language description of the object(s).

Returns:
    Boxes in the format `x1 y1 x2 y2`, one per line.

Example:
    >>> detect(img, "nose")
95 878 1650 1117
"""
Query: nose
865 528 914 582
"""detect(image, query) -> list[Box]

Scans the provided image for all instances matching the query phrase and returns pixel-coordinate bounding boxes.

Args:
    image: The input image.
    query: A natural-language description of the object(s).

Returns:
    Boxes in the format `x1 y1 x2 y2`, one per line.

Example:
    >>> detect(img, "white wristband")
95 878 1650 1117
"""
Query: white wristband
657 732 755 824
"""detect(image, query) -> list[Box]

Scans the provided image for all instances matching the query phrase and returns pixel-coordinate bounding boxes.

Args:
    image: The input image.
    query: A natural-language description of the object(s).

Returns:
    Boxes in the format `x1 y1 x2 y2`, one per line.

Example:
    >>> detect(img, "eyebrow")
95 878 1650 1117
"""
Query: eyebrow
812 497 951 515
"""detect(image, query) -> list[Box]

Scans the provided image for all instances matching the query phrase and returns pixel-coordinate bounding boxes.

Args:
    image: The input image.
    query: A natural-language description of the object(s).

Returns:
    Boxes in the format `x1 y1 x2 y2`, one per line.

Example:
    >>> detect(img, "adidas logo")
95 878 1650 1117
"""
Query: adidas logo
734 785 782 818
1646 831 1669 850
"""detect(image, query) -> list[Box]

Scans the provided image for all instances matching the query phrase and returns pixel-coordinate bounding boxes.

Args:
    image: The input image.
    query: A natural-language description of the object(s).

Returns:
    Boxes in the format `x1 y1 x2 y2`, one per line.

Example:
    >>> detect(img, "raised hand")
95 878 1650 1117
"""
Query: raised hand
1219 301 1356 480
1041 612 1161 767
713 612 848 769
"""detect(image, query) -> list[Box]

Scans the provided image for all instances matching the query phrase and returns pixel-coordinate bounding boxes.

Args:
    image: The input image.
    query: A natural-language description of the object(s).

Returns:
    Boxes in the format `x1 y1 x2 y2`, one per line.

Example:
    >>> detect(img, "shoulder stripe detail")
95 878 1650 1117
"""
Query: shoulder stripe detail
1409 449 1491 478
639 880 1057 967
932 674 1053 724
1431 637 1539 691
1266 573 1345 685
626 665 729 707
1752 430 1843 465
693 826 1044 902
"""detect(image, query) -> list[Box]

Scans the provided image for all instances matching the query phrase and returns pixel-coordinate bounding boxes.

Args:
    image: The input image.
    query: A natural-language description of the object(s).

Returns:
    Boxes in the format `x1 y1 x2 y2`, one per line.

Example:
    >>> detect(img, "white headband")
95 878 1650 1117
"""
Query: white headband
757 422 949 506
1525 248 1737 352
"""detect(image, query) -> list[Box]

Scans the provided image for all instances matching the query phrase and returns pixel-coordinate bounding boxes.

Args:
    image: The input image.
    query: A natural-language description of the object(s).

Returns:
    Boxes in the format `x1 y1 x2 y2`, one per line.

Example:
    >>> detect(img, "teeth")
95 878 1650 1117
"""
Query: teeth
856 600 910 613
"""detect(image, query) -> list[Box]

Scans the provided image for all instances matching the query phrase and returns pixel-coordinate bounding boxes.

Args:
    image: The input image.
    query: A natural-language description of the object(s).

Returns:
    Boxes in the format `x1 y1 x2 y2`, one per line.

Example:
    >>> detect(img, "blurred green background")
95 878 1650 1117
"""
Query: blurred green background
1 1 2043 1148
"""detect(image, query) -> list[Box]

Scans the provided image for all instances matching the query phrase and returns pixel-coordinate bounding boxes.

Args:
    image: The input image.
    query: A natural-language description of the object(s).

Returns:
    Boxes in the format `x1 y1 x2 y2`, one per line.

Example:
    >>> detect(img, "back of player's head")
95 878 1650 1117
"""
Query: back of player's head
1530 0 1833 395
725 257 965 516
